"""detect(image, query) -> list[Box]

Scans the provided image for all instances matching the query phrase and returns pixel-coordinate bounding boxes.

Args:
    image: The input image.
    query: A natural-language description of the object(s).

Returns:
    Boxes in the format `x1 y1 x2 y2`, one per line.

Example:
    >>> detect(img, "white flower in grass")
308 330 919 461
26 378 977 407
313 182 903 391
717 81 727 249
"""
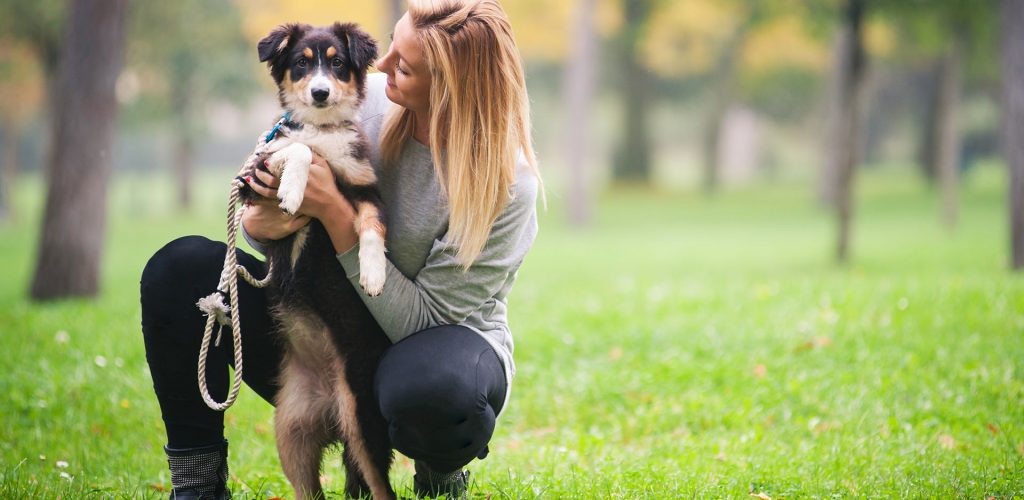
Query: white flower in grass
55 330 70 344
94 355 108 368
56 460 69 468
60 472 72 481
114 357 124 368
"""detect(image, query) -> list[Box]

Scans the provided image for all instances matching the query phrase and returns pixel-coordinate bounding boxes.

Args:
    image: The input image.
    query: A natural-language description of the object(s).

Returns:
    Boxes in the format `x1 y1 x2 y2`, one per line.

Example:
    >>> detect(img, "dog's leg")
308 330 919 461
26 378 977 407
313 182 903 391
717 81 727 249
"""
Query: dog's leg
334 356 395 500
353 201 387 296
348 355 396 500
267 142 313 215
275 355 335 500
341 445 371 499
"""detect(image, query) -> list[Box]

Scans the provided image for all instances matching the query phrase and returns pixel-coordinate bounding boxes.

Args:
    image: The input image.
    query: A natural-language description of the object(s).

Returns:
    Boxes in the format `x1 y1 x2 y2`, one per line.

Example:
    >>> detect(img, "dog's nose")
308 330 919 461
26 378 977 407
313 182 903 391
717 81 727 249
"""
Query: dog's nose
312 88 330 103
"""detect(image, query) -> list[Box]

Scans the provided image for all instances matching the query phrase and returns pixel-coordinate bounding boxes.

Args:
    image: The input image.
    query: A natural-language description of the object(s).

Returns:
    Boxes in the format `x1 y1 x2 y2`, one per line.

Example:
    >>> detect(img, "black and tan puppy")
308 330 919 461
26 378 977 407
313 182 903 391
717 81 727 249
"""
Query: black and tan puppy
238 22 394 500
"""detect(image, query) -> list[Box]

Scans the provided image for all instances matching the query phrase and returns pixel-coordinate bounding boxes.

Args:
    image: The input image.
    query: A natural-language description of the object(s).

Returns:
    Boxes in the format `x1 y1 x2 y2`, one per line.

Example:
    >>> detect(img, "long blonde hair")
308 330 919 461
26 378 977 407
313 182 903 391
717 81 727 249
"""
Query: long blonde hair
380 0 542 269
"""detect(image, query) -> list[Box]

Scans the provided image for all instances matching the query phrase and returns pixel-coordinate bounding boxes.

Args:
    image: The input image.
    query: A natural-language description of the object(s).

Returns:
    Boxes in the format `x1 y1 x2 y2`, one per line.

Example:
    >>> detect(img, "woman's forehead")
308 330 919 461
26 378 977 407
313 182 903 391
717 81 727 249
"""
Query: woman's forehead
394 14 426 69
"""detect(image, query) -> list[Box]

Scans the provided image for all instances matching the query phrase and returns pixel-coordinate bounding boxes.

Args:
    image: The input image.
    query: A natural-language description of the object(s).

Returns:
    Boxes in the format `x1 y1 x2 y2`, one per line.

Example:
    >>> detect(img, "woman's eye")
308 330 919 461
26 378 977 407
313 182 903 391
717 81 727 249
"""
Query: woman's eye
332 57 343 68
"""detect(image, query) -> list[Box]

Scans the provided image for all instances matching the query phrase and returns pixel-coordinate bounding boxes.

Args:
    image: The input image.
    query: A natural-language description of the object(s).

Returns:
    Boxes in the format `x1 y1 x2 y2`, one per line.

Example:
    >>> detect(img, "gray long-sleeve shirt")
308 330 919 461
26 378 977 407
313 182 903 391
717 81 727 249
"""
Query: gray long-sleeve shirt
244 73 539 412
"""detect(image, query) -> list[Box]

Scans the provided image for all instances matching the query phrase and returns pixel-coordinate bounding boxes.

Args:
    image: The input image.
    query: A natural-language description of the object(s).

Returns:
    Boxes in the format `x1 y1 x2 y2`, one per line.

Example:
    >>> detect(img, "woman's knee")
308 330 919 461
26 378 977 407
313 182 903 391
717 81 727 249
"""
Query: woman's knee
142 235 226 291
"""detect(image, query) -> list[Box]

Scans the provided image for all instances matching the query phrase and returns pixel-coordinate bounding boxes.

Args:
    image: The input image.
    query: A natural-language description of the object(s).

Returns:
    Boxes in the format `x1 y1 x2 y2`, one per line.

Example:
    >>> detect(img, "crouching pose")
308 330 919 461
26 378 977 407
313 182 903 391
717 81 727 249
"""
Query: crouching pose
140 0 542 498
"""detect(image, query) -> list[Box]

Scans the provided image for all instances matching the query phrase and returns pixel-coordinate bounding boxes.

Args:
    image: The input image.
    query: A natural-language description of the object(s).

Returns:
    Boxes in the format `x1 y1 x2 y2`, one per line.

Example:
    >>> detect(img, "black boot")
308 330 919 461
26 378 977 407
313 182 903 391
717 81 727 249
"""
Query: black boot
413 460 469 499
164 439 231 500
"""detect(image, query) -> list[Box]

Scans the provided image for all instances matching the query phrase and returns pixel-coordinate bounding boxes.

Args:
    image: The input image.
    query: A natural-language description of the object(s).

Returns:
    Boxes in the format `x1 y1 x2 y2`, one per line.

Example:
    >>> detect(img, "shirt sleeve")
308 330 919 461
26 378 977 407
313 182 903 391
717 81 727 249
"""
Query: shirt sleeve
336 172 539 344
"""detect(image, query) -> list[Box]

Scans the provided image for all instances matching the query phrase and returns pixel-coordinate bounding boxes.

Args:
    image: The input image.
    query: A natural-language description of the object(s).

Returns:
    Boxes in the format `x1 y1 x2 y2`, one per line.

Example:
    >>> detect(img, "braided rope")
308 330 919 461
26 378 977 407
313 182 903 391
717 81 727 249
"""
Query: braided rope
197 178 274 411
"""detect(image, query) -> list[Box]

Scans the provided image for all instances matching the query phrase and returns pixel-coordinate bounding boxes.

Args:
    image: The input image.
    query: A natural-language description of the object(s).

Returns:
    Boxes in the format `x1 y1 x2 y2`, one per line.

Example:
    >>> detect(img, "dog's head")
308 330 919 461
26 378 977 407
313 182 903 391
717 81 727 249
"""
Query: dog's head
258 23 378 126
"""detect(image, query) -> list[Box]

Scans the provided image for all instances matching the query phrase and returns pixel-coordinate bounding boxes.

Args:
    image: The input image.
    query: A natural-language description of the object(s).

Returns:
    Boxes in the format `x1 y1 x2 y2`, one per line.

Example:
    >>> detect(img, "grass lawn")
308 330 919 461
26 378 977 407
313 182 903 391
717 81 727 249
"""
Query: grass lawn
1 165 1022 498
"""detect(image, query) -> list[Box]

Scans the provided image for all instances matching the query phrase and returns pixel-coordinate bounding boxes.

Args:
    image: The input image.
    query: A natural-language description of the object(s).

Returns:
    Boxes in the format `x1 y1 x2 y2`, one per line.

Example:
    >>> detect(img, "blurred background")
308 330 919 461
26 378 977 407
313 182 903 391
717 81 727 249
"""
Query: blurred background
1 0 1020 299
2 1 1023 496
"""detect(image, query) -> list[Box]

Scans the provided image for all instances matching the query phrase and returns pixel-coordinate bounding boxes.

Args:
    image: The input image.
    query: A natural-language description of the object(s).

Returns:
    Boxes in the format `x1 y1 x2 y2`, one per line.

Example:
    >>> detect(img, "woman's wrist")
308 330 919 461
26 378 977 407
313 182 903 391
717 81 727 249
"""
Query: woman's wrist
320 198 360 254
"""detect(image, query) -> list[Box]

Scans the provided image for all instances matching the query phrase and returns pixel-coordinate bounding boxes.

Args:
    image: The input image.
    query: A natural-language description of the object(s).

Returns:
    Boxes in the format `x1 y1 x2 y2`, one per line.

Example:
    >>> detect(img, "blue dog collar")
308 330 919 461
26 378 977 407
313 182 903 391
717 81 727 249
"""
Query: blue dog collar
264 111 292 143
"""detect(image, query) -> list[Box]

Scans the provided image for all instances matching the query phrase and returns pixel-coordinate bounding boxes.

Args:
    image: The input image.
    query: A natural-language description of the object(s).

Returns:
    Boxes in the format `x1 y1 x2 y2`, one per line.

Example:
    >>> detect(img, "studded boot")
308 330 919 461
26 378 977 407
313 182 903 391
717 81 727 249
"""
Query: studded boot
164 439 231 500
413 460 470 499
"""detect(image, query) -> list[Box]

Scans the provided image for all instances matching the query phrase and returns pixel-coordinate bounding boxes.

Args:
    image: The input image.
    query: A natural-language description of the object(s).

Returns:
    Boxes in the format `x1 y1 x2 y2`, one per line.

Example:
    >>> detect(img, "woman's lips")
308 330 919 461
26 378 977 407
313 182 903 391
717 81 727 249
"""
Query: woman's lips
386 77 397 89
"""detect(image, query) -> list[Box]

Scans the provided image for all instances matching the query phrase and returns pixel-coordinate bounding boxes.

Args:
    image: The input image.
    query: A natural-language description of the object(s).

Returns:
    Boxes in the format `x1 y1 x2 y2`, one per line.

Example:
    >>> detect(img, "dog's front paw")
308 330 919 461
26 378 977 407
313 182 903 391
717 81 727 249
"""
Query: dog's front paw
277 185 303 215
358 245 387 296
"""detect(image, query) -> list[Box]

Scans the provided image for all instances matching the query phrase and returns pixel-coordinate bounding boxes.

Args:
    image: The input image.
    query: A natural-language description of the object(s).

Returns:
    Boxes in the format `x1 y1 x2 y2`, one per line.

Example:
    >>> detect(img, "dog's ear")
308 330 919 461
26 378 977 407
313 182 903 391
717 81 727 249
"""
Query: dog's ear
333 23 378 71
258 23 305 63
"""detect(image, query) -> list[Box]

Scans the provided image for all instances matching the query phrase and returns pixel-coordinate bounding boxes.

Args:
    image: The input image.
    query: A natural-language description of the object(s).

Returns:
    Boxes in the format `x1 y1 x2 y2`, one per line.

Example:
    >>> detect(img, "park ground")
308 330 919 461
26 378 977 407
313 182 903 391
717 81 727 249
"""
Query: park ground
1 164 1022 498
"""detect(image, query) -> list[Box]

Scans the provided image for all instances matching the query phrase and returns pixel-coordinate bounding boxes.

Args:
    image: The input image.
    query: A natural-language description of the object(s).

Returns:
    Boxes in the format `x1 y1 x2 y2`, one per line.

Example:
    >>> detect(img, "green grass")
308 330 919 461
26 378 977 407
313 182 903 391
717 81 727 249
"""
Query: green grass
1 165 1022 498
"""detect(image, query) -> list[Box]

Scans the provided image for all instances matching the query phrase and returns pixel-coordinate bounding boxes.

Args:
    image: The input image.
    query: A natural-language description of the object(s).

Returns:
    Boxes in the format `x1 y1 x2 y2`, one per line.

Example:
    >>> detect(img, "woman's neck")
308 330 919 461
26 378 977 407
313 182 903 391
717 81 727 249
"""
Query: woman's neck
412 111 431 147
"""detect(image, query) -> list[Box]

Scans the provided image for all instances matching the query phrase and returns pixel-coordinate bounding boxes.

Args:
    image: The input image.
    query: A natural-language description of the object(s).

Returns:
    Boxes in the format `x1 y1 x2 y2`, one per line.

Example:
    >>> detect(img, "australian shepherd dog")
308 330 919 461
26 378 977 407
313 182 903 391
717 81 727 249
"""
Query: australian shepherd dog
237 22 394 500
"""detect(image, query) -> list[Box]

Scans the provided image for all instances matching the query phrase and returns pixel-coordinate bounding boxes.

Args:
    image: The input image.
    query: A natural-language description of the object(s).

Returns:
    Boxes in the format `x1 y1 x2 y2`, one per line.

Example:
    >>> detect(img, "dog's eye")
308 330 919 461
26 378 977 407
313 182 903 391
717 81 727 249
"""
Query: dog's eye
296 58 307 68
332 57 343 68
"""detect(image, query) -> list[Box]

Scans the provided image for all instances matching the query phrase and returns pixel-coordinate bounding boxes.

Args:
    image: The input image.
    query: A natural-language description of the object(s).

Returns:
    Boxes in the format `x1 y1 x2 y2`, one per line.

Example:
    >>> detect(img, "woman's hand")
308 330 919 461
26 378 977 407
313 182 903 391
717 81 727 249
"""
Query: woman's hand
244 154 361 253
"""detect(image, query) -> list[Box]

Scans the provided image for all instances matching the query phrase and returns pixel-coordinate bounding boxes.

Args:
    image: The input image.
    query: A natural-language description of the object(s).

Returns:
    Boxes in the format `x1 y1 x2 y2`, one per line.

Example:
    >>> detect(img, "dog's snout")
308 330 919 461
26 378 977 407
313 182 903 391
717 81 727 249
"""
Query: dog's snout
312 88 330 103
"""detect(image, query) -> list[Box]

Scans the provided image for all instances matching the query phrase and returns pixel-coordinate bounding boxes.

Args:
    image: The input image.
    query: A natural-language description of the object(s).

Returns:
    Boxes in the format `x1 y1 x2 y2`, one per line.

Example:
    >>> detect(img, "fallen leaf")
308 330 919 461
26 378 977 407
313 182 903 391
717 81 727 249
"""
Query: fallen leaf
938 434 956 450
254 423 269 435
609 347 623 361
986 423 1000 435
750 493 772 500
753 364 767 379
149 484 168 492
120 399 130 409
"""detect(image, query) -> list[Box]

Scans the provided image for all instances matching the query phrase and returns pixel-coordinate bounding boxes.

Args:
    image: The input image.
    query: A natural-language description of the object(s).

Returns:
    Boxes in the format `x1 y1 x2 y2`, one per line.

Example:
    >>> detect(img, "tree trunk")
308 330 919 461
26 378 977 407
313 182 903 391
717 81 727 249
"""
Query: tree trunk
935 34 963 229
612 0 652 184
170 69 195 210
1001 0 1024 270
834 0 867 264
564 0 597 226
703 16 751 195
917 62 940 184
818 29 850 207
0 124 19 221
30 0 128 300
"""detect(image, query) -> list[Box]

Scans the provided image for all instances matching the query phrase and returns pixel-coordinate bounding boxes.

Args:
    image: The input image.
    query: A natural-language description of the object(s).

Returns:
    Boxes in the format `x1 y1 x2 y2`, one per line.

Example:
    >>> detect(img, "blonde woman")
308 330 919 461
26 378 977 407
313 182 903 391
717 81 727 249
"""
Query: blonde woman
140 0 541 498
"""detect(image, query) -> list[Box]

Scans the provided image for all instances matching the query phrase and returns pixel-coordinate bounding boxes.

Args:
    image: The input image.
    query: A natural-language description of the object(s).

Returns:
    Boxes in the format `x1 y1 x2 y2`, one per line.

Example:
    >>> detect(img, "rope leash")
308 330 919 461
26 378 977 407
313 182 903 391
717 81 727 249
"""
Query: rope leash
196 151 275 411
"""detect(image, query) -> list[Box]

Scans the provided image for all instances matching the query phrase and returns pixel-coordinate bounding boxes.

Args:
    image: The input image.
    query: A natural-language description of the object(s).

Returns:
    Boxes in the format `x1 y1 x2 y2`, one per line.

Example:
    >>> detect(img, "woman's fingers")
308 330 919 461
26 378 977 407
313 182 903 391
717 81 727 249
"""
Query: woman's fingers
246 167 278 198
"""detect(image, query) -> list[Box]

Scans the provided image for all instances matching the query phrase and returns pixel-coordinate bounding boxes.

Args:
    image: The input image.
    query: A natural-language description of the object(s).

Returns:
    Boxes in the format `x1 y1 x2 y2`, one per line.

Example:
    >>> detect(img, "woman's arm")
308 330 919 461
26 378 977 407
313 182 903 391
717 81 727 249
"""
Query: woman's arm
337 171 540 344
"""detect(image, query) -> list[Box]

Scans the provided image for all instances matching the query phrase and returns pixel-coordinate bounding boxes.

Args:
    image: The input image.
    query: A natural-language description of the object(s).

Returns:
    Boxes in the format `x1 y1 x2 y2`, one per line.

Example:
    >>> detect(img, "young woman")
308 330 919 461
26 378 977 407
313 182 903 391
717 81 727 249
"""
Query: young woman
139 1 541 498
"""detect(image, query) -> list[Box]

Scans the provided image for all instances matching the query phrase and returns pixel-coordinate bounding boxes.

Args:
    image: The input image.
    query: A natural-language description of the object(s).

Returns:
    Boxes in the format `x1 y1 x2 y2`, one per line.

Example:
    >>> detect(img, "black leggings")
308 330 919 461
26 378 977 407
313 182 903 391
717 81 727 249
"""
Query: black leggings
140 236 506 473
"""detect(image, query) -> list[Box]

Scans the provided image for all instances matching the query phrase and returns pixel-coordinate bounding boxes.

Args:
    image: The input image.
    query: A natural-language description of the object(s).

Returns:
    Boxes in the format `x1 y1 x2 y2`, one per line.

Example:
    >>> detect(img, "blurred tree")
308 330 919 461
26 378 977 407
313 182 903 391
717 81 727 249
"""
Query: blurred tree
564 0 598 226
0 0 64 220
1001 0 1024 269
127 0 255 210
0 0 64 79
30 0 129 300
833 0 867 264
612 0 656 184
878 1 998 229
238 1 387 45
700 0 763 194
0 42 45 222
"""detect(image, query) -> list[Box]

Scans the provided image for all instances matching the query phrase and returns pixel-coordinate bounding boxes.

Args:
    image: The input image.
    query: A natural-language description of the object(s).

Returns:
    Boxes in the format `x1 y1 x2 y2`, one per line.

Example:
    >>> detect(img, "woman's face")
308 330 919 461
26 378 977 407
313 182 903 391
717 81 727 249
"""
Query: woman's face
376 13 432 115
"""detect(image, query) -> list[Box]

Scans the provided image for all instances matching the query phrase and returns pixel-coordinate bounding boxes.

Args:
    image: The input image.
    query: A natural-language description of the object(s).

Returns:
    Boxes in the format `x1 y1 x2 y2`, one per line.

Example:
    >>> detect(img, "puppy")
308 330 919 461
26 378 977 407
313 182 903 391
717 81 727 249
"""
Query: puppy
238 23 394 500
